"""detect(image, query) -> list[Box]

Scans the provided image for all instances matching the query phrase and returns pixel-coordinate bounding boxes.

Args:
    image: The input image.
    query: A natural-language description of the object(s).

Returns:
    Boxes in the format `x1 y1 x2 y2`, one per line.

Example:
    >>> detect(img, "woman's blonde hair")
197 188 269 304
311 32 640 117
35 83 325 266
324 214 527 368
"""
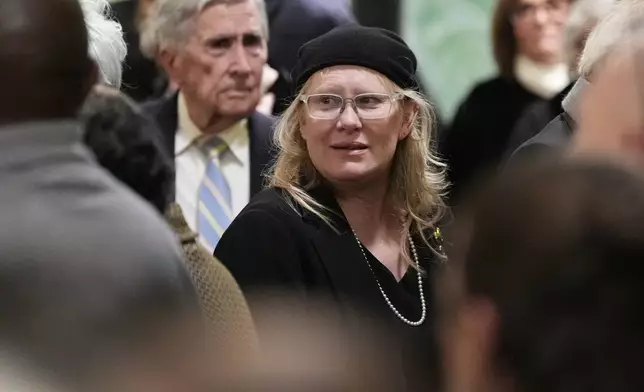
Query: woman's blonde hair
268 68 448 264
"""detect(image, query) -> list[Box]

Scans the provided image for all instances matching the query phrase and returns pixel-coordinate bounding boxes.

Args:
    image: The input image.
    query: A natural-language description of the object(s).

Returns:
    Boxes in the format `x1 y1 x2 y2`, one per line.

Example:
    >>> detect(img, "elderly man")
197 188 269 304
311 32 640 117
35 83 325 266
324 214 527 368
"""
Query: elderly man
143 0 275 252
509 0 641 163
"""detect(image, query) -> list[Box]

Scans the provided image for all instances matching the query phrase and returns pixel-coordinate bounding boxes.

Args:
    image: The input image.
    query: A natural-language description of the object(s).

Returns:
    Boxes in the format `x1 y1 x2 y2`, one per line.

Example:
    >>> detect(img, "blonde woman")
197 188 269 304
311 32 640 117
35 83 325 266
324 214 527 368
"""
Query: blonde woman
215 25 447 389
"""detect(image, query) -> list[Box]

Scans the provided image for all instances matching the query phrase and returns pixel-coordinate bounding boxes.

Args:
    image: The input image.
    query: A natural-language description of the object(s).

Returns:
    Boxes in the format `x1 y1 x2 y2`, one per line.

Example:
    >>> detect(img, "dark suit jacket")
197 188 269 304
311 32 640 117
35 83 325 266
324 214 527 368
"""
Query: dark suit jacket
503 81 575 160
214 185 442 390
507 112 575 165
142 93 276 197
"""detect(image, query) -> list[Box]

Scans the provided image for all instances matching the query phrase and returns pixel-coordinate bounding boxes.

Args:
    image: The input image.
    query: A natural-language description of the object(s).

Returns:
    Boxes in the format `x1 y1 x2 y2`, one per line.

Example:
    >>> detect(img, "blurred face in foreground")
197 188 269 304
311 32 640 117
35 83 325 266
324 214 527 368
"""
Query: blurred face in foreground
98 314 214 392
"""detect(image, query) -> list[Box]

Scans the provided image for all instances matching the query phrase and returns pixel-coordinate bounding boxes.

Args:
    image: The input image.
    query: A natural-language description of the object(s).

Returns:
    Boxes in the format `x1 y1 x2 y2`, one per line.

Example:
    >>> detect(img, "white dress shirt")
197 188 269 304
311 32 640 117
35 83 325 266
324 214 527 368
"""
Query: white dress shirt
175 93 251 252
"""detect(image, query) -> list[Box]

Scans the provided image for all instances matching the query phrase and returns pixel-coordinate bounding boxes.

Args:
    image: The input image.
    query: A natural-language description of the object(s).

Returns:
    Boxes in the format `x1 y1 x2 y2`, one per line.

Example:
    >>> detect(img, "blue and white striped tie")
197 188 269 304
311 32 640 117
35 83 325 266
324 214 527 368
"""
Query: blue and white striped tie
197 137 232 250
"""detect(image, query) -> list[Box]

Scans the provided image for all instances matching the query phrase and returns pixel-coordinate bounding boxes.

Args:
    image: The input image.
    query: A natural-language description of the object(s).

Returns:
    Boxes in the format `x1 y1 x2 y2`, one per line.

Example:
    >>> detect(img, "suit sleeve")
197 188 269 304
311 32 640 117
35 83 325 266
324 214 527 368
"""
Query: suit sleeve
214 208 306 298
505 142 552 168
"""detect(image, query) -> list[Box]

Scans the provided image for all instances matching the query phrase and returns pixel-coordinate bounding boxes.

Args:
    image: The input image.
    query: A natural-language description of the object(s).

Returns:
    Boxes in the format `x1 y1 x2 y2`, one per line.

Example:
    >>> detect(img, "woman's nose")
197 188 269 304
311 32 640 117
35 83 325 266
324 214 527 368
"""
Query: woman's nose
337 102 362 130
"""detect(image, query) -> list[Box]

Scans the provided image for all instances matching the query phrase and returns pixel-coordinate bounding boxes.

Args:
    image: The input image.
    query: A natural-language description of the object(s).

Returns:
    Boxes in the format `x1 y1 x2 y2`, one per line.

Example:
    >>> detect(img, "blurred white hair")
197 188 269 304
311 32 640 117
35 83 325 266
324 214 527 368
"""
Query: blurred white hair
79 0 127 88
141 0 268 59
578 0 644 77
563 0 615 69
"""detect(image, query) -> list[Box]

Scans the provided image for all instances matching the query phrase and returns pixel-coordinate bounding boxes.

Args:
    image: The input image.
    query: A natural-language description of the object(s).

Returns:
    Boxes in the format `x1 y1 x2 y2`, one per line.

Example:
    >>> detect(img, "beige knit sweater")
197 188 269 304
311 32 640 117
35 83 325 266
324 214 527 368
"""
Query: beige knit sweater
165 203 259 357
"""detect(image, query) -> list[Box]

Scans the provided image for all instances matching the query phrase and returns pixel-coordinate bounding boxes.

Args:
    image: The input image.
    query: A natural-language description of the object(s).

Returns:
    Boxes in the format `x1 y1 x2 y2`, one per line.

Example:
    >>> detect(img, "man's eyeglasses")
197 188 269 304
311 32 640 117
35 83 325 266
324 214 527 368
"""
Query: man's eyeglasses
300 93 403 120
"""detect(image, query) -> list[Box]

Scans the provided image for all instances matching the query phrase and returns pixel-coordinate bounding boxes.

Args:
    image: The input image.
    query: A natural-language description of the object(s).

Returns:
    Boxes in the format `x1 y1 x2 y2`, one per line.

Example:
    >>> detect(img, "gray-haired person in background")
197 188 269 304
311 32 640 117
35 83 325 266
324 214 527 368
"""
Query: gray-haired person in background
80 0 127 88
142 0 276 253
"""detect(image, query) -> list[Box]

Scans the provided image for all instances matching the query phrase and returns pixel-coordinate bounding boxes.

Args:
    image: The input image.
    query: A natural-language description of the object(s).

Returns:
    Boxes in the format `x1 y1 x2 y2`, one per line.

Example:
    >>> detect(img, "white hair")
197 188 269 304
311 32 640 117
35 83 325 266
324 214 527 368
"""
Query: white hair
79 0 127 88
578 0 644 77
563 0 615 69
141 0 269 59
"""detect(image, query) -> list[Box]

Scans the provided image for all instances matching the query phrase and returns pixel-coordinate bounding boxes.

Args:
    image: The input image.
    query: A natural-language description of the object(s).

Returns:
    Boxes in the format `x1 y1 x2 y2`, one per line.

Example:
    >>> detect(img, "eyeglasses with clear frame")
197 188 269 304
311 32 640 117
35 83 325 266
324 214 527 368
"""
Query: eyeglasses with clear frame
300 93 404 120
511 0 570 23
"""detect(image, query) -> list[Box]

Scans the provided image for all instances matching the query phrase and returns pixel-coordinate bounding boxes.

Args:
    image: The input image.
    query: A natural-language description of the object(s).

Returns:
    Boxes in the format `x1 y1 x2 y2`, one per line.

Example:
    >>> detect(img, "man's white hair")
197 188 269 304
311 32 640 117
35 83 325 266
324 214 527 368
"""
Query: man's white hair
141 0 269 59
578 0 644 77
79 0 127 88
563 0 615 69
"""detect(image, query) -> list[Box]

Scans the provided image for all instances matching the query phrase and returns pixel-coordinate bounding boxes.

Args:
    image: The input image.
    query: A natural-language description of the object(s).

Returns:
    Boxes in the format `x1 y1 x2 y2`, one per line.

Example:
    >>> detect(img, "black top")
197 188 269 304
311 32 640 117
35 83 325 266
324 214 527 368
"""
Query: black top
214 186 442 391
439 76 543 202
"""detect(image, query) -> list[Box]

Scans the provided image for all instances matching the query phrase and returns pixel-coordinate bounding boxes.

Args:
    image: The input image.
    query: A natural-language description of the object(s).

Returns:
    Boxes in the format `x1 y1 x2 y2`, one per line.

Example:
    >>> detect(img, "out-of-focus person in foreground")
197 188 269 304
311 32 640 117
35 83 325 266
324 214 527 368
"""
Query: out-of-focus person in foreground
142 0 277 253
80 85 259 359
0 0 210 390
215 24 447 391
212 298 403 392
442 160 644 392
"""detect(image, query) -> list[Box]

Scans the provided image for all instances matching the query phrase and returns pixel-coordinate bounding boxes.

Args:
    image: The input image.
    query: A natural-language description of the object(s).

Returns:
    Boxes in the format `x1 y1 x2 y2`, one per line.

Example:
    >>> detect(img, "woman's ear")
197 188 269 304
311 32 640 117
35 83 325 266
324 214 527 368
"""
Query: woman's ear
399 99 417 140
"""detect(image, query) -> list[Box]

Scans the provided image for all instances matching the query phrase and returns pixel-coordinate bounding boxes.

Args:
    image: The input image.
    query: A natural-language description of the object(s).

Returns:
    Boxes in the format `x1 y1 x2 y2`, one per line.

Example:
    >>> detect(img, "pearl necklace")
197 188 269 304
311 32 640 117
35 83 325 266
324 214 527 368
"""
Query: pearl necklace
351 230 426 326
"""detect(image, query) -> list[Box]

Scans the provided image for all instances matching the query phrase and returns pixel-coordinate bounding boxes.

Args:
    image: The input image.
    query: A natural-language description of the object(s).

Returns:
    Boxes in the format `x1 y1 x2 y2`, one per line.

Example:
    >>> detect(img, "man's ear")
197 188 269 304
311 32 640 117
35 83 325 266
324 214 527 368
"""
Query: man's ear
399 99 417 140
158 49 181 86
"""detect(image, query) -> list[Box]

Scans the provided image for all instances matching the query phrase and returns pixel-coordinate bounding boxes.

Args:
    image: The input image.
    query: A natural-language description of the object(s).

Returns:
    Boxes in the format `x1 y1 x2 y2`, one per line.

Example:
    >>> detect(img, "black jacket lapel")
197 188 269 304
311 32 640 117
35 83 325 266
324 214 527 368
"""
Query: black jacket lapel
303 186 383 316
142 93 178 159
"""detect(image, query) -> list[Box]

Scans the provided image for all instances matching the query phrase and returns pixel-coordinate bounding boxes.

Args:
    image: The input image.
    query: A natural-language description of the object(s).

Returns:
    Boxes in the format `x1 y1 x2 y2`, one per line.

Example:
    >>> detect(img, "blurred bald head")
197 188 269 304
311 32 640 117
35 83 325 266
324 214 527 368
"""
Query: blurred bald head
0 0 97 124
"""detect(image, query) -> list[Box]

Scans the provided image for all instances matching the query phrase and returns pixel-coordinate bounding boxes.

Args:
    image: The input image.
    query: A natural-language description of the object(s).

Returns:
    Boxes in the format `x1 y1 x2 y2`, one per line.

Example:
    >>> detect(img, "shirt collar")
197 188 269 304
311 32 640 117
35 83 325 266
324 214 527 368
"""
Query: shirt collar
175 92 249 161
561 77 589 123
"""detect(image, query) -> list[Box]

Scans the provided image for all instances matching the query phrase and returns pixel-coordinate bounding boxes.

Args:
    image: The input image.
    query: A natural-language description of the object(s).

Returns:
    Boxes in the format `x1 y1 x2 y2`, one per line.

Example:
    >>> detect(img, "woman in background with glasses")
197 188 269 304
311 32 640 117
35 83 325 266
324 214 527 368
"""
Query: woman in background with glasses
214 25 447 391
440 0 573 203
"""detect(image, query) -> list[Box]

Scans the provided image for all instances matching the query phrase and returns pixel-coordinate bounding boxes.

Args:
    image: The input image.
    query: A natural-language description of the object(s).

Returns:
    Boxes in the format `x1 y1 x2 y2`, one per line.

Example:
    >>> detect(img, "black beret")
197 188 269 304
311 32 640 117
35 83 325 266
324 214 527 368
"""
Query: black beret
291 25 418 94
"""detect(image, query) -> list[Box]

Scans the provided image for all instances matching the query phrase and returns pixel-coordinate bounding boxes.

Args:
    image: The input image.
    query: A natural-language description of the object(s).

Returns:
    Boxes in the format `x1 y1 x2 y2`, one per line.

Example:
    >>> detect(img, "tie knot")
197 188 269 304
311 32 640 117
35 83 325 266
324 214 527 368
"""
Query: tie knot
199 136 228 158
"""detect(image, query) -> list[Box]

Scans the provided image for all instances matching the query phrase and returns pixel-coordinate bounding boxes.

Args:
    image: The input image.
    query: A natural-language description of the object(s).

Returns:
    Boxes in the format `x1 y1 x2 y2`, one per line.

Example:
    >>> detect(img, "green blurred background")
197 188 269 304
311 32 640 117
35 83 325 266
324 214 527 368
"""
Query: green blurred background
402 0 496 120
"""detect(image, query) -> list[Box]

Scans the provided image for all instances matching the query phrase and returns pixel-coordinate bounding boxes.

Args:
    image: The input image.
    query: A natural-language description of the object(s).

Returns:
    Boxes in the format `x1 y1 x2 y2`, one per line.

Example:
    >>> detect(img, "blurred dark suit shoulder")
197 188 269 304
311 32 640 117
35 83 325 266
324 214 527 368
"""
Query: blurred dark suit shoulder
507 112 575 165
503 82 574 160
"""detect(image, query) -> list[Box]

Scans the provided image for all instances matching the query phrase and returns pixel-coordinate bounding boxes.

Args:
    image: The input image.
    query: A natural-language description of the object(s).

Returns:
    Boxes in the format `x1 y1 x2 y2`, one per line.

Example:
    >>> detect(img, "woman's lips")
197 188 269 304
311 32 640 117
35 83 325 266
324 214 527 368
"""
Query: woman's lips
330 142 368 150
